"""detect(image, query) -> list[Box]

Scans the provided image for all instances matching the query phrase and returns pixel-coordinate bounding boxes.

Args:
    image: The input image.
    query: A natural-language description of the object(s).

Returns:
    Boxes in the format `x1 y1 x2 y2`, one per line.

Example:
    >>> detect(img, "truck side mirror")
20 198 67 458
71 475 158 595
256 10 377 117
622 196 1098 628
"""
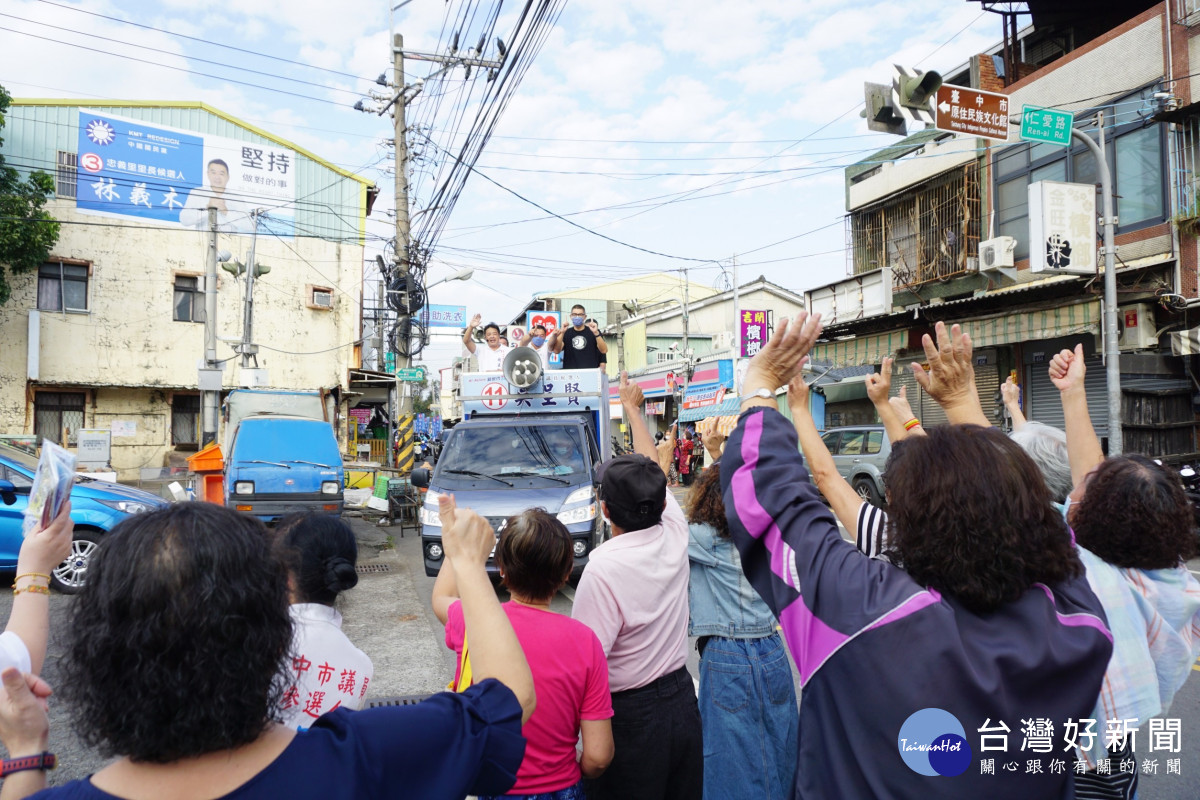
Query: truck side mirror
0 480 16 506
411 468 430 489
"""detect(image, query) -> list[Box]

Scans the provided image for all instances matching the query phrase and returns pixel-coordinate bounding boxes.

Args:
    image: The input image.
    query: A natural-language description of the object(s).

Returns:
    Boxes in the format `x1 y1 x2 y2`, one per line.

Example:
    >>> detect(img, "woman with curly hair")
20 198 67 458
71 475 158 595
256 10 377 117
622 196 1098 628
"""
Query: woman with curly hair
687 464 797 800
272 513 373 730
1049 345 1200 799
0 501 535 799
723 315 1112 799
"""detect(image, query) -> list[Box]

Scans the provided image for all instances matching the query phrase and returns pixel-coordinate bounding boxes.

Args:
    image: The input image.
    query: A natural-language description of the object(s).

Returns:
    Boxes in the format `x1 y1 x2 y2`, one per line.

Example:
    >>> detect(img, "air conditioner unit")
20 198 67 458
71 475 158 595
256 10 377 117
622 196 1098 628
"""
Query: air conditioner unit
978 237 1016 271
312 289 333 308
1117 303 1158 351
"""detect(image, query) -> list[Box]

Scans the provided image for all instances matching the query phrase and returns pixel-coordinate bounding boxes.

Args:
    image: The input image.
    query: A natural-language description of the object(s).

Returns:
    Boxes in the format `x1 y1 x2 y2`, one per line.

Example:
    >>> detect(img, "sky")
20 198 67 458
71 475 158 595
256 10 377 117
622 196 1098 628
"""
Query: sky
0 0 1003 371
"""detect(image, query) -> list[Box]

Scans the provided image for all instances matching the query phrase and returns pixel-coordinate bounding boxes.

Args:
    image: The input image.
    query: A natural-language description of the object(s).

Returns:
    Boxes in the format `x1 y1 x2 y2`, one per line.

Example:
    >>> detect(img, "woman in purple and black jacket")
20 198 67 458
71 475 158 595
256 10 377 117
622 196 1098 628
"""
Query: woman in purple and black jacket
722 313 1113 800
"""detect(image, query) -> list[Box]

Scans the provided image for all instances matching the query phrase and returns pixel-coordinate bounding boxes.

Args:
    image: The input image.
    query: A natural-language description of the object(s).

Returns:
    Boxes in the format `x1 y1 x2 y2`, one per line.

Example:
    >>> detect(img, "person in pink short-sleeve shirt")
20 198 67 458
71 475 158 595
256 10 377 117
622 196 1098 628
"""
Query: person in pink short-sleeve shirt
435 508 614 799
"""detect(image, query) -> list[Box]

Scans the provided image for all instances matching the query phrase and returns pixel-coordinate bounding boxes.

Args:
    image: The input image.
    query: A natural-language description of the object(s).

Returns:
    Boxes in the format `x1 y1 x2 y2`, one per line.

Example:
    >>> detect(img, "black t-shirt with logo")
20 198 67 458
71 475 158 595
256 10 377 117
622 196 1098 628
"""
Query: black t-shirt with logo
561 325 603 369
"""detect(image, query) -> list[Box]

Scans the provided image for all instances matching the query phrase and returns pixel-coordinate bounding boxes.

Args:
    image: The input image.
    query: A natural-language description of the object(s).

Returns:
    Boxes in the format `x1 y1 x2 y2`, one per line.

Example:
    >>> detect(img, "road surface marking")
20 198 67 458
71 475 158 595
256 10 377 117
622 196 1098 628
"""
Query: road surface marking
559 584 575 602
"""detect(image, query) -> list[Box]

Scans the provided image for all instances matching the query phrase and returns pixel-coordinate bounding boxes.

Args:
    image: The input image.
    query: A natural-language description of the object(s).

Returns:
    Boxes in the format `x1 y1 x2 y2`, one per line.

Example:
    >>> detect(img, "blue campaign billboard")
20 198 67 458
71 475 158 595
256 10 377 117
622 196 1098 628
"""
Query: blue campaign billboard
76 109 295 236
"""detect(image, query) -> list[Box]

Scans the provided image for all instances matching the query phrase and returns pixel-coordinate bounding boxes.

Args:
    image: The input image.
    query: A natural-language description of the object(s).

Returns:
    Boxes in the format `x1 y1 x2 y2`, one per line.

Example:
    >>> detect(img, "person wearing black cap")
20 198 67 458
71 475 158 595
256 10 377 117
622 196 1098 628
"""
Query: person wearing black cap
571 374 702 800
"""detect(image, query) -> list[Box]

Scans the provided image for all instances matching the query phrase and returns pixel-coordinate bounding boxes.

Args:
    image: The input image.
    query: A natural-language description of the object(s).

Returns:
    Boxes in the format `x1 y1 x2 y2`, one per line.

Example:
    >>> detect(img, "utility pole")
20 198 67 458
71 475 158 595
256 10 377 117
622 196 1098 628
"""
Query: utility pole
731 256 740 388
201 208 219 447
1071 111 1122 454
382 33 501 471
239 210 262 371
393 33 413 417
681 268 690 402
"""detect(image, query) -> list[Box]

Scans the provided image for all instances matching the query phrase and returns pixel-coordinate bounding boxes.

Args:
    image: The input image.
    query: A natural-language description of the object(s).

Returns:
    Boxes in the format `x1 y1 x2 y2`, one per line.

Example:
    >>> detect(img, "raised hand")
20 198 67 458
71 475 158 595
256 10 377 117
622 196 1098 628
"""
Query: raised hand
619 372 644 409
743 312 823 395
787 373 811 416
19 501 72 577
865 357 894 407
1049 343 1086 394
888 385 915 423
911 321 977 413
1000 375 1020 408
444 508 496 568
469 313 482 329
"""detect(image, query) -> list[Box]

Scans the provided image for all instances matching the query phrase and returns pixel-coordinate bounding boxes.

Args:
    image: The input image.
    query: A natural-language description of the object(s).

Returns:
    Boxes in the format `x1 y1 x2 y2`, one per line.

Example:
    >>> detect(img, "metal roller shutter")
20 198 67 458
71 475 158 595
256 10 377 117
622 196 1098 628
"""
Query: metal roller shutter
1025 355 1109 435
975 364 1001 424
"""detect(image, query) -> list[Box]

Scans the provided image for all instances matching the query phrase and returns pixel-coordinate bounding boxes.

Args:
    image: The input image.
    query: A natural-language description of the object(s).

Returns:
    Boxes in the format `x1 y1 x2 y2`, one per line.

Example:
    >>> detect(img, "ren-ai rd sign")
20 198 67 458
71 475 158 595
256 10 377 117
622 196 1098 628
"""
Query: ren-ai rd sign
1020 105 1074 147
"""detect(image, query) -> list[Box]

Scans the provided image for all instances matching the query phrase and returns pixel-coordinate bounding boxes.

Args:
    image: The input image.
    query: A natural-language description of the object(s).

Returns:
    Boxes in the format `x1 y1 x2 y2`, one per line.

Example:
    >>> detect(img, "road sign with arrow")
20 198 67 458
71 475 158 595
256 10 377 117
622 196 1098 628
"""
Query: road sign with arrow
934 84 1011 142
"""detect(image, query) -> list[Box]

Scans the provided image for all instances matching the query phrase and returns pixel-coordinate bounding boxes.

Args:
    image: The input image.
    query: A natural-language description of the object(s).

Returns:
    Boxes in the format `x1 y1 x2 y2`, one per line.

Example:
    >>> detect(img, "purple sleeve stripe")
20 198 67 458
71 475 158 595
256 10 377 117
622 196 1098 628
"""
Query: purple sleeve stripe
864 587 942 633
778 594 849 685
1034 583 1113 643
731 411 798 590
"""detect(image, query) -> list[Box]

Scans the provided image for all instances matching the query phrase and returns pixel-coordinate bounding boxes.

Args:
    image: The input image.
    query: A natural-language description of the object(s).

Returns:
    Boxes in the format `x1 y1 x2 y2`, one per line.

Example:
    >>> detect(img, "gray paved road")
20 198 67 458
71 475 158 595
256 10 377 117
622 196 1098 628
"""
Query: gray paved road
7 514 1199 797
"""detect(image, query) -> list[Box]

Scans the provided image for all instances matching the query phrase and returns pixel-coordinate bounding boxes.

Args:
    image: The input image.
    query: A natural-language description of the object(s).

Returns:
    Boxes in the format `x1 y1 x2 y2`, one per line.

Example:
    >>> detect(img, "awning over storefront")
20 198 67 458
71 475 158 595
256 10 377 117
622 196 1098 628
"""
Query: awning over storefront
811 330 907 367
959 300 1100 348
679 395 740 422
1170 326 1200 356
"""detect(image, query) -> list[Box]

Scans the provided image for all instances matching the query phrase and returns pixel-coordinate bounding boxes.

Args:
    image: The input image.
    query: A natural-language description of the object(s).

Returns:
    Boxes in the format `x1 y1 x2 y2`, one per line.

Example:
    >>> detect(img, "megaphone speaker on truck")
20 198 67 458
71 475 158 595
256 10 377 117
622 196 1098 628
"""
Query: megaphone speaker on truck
503 346 543 389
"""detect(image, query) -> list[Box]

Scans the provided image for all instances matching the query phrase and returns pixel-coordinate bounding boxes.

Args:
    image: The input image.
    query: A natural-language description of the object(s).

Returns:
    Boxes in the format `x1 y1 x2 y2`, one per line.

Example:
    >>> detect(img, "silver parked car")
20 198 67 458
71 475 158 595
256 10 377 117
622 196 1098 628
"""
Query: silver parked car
819 425 890 506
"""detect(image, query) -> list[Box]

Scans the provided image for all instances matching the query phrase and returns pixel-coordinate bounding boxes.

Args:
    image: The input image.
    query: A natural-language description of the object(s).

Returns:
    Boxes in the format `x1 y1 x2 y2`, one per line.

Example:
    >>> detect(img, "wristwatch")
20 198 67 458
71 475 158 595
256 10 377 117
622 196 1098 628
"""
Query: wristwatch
740 388 775 405
0 752 56 777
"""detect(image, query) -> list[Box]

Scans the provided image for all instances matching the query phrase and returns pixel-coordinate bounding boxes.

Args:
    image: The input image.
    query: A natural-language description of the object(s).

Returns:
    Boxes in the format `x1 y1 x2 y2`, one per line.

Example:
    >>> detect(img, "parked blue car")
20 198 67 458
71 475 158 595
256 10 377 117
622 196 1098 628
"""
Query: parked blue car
0 443 167 593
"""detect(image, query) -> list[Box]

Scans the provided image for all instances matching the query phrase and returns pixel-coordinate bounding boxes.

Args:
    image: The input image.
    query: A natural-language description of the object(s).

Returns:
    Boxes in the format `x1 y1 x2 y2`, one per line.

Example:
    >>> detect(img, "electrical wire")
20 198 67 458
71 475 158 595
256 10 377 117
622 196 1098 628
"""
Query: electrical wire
0 12 368 100
33 0 378 84
0 25 354 109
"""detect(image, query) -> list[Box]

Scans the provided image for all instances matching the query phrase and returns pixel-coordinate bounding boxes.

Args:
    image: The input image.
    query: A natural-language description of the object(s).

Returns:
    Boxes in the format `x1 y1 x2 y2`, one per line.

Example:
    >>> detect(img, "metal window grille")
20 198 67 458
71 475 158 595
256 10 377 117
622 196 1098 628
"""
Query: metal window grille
1174 114 1200 219
34 392 86 446
171 395 201 446
55 151 77 199
1179 0 1200 27
846 161 982 290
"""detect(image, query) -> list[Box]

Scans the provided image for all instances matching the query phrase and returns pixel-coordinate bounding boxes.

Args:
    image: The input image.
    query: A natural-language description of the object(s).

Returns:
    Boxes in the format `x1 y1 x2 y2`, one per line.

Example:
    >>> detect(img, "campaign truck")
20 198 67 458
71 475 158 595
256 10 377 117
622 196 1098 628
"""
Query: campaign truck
412 347 611 578
222 389 345 521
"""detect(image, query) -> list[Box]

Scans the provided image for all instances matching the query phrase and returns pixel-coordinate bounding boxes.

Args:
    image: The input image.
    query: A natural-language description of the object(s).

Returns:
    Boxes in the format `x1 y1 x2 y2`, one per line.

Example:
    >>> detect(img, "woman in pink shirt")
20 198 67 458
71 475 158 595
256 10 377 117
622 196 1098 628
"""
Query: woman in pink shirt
434 503 615 799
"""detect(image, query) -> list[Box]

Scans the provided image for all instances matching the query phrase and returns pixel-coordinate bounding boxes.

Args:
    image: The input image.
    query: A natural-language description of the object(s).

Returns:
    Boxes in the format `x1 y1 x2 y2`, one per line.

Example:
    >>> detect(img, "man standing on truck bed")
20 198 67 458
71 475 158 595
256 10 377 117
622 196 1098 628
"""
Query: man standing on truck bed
462 314 511 372
552 304 607 370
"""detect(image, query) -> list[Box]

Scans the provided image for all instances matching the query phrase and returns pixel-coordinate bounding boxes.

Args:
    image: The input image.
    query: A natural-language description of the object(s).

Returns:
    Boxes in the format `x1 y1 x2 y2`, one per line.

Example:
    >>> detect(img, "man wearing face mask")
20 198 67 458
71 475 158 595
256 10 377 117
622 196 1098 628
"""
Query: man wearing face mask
462 313 511 372
552 304 607 370
518 324 554 372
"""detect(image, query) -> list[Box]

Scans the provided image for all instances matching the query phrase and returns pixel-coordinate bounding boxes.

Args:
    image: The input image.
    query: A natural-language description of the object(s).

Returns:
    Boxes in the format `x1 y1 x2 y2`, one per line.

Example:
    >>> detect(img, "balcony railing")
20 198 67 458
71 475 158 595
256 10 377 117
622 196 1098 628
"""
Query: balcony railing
847 161 982 291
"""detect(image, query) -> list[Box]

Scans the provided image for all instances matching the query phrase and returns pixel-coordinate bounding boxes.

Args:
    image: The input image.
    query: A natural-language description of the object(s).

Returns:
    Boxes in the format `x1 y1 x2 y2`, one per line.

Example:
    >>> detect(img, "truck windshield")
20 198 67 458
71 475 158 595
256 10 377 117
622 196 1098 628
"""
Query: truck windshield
439 425 588 481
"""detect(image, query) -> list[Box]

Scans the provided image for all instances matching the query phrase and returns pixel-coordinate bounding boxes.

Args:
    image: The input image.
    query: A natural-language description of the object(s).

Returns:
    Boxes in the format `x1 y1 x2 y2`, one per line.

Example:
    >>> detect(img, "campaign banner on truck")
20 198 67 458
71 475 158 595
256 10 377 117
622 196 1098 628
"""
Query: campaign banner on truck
76 109 295 236
460 369 604 417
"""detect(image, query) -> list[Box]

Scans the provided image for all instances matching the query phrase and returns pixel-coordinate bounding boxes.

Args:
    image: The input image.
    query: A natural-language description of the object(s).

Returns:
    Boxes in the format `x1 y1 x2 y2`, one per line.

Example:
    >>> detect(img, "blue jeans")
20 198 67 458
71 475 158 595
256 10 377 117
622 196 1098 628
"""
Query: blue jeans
479 780 585 800
698 633 798 800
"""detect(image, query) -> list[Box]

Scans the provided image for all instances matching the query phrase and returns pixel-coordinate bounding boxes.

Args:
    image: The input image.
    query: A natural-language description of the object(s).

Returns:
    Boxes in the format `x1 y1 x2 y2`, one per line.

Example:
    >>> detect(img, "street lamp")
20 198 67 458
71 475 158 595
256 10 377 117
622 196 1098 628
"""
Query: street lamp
426 267 473 290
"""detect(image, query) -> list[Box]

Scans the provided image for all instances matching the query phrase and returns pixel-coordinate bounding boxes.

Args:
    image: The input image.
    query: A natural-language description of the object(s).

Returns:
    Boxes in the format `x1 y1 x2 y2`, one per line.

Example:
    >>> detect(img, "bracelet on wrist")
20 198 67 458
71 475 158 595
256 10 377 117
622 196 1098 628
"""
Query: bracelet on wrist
0 752 55 777
14 573 51 584
13 584 51 596
903 418 922 431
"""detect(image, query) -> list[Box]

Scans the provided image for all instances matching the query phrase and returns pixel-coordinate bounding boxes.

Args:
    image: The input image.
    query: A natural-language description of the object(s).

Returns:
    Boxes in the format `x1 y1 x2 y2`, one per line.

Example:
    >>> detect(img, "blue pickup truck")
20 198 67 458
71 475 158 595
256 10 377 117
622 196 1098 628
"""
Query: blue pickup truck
223 390 344 521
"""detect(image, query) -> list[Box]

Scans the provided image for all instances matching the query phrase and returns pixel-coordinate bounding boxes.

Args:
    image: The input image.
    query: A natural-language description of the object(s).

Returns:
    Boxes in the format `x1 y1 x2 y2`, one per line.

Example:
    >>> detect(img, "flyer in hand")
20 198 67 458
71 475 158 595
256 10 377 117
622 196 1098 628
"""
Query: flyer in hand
23 441 76 537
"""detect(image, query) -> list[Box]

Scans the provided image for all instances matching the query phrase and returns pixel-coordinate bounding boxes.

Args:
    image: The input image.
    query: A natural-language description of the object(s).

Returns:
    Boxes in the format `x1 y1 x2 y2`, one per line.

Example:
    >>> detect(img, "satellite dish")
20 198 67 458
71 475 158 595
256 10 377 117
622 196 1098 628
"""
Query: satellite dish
503 346 543 389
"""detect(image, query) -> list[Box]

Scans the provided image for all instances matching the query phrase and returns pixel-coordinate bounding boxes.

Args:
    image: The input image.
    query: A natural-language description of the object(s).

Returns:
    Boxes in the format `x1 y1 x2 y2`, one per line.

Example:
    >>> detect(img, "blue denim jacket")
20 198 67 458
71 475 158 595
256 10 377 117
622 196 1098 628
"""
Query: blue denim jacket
687 522 778 638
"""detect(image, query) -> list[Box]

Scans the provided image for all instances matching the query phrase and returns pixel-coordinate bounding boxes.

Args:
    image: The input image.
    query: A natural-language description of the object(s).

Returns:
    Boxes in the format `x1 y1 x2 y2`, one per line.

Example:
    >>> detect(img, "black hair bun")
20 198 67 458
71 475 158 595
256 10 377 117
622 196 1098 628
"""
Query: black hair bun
323 556 359 594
